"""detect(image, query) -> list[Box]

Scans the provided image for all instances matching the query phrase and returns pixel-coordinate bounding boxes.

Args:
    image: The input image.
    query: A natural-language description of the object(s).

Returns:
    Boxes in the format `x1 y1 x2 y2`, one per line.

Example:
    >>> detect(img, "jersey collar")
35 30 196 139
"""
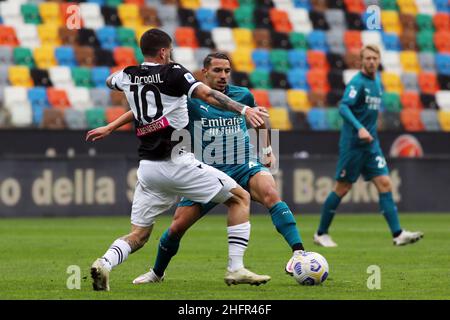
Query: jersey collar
142 62 161 66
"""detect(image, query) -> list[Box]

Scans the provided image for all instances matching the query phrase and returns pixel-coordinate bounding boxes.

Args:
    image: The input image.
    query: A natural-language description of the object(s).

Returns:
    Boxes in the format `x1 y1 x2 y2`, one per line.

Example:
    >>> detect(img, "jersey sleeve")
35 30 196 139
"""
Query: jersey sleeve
168 64 202 98
108 69 126 91
341 79 363 108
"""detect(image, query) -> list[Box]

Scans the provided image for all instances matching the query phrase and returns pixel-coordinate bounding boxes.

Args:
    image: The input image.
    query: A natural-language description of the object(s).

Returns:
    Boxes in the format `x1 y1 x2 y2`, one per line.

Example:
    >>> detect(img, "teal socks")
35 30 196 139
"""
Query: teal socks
269 201 303 250
153 229 180 277
318 192 342 235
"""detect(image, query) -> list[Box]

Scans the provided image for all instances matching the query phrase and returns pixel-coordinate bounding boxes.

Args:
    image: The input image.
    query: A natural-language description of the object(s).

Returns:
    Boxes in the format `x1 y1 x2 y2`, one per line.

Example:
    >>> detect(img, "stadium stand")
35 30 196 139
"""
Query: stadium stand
0 0 448 131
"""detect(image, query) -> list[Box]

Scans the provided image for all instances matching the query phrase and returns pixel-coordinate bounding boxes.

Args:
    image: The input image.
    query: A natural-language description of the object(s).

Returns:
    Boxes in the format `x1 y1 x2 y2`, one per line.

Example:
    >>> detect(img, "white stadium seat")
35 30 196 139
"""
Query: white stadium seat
436 91 450 111
67 87 92 111
49 66 75 89
212 27 236 52
288 9 313 34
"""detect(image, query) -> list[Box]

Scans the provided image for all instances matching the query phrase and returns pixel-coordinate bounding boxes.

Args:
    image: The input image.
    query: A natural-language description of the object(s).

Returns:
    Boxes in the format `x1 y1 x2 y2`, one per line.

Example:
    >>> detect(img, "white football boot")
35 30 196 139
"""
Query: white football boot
224 268 271 286
393 230 424 246
285 250 304 276
313 233 338 247
91 258 110 291
132 269 165 284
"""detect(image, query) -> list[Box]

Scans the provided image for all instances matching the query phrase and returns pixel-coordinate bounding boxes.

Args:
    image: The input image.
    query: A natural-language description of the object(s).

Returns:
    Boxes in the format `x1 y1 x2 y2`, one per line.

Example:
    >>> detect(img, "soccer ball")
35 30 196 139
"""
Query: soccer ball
292 251 329 286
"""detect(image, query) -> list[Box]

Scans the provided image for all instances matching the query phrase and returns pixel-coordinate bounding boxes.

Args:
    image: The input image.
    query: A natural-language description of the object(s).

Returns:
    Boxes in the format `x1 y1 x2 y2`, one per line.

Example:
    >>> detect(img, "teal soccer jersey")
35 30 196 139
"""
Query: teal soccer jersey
179 84 269 213
335 71 389 183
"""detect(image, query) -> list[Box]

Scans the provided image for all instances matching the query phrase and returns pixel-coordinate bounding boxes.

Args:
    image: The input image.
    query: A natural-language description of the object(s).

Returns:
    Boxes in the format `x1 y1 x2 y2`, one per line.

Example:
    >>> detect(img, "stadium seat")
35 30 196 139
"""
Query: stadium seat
288 32 308 50
344 30 363 51
324 9 346 30
86 108 107 129
253 28 272 49
0 26 19 46
254 7 272 29
91 67 111 88
33 46 57 69
438 110 450 131
217 8 237 27
288 49 308 70
251 49 271 71
307 107 328 130
140 5 161 26
345 12 364 30
287 68 308 89
231 49 254 73
327 52 347 71
268 89 287 107
418 72 440 94
59 27 79 46
79 3 105 30
65 109 87 130
326 107 343 130
382 72 403 94
41 108 66 129
268 107 292 130
90 88 112 108
113 47 137 68
269 8 293 33
433 12 450 31
173 47 197 71
96 26 118 51
0 46 12 66
328 70 345 90
310 10 329 30
13 47 35 68
39 2 61 26
307 69 329 92
308 90 327 106
344 51 361 69
106 107 132 130
400 30 418 51
401 73 419 91
212 28 236 52
116 27 137 47
438 74 450 90
178 7 199 28
4 87 33 127
21 3 41 25
30 69 53 87
326 30 345 55
436 90 450 110
383 92 402 112
434 31 450 53
307 31 328 51
28 87 49 109
196 8 218 31
234 5 255 29
289 110 310 129
67 87 92 111
400 13 418 31
250 89 270 107
401 91 422 110
287 89 310 111
271 31 292 50
398 0 418 15
421 93 439 109
250 69 271 89
196 30 215 48
101 5 121 26
74 46 96 67
78 28 101 48
117 4 142 28
270 71 290 89
221 0 239 10
382 32 402 51
8 66 34 88
175 27 199 48
417 31 435 52
71 67 92 88
420 109 441 131
435 54 450 75
416 13 434 31
401 109 425 131
415 0 436 16
307 50 329 71
233 28 254 50
270 49 289 73
418 52 436 72
37 23 61 46
381 11 402 34
47 88 71 109
381 111 403 130
231 71 251 87
0 1 23 26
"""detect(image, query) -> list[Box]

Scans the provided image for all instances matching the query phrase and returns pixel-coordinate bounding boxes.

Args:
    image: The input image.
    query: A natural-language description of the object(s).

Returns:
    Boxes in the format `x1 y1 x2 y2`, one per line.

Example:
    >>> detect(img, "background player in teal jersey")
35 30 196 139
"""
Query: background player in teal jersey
314 45 423 248
89 52 306 283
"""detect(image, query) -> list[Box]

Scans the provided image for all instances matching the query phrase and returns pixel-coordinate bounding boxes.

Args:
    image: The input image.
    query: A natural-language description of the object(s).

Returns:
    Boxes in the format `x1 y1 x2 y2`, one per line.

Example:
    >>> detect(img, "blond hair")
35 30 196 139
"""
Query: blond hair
360 44 380 59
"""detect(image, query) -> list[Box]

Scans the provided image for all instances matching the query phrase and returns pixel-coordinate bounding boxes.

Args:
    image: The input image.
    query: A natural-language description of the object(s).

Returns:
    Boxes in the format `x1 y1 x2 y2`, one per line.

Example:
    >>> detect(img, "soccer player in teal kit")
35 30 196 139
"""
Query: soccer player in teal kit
314 45 423 247
88 52 305 283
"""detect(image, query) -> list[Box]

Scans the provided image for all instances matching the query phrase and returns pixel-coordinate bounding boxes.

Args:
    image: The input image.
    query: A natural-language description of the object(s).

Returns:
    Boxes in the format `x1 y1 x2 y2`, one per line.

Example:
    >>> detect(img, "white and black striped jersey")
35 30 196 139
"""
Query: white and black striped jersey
110 62 201 160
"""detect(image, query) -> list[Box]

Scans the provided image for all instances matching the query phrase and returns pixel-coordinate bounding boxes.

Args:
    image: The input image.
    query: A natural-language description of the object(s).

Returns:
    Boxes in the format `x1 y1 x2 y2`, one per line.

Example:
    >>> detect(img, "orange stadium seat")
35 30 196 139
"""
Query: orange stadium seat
307 70 330 93
269 9 293 33
175 27 199 48
307 51 329 71
418 73 440 94
47 88 71 109
105 107 132 131
0 25 19 46
400 109 424 131
434 31 450 53
344 0 365 14
113 47 137 68
433 13 450 31
221 0 239 10
250 89 270 107
344 31 363 51
125 0 145 5
401 91 422 110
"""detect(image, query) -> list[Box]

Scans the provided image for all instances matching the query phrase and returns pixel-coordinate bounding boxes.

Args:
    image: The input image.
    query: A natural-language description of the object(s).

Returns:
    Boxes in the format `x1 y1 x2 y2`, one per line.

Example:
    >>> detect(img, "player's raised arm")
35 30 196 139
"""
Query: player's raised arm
192 83 269 128
86 110 134 142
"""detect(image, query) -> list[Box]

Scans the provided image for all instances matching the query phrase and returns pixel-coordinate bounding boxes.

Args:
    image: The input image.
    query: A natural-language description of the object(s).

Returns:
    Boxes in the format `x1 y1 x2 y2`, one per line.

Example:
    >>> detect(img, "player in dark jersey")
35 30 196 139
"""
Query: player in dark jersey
314 45 423 247
87 29 270 291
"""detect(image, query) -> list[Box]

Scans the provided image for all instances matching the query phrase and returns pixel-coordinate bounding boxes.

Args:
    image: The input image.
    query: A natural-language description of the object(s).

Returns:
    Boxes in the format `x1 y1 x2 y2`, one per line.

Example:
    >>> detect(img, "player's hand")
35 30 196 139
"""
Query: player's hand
358 127 374 143
86 125 113 142
262 152 277 169
244 106 269 128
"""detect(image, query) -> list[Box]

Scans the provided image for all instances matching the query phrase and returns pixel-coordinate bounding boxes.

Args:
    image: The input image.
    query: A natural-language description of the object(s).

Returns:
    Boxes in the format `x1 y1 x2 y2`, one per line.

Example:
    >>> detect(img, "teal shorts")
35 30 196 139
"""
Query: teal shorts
335 147 389 183
178 161 270 215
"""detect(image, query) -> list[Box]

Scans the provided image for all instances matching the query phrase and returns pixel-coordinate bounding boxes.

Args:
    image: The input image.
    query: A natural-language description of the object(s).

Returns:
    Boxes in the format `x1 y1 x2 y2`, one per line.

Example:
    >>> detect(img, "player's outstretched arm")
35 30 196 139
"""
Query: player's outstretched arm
192 83 269 128
86 110 134 142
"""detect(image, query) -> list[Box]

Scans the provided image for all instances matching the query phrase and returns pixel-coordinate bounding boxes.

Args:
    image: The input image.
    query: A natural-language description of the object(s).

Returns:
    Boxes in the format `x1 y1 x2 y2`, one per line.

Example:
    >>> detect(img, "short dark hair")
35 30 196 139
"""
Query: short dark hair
140 28 172 57
203 52 232 68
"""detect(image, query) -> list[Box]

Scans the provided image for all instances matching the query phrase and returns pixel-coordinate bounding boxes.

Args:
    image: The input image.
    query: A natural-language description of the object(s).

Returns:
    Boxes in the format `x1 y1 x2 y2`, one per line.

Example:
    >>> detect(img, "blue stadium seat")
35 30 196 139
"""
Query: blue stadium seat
436 54 450 76
288 49 308 70
196 8 218 31
287 69 308 90
307 107 328 130
32 103 50 126
28 87 49 108
87 0 106 4
434 0 450 13
294 0 311 9
91 67 110 88
252 49 271 71
55 46 77 67
382 32 401 51
307 31 328 52
96 26 118 51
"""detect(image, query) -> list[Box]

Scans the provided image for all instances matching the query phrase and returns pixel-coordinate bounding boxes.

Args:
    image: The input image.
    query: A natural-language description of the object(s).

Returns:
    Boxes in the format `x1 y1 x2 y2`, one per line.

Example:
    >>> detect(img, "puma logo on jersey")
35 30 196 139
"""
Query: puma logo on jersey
200 105 209 112
365 88 371 93
172 65 181 69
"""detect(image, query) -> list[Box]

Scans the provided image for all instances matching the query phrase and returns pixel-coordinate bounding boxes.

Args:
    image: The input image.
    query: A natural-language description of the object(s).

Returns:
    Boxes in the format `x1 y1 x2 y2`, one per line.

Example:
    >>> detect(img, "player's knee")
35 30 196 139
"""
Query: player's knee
168 223 187 240
335 183 352 197
131 230 150 248
231 187 251 208
377 176 392 192
261 187 281 208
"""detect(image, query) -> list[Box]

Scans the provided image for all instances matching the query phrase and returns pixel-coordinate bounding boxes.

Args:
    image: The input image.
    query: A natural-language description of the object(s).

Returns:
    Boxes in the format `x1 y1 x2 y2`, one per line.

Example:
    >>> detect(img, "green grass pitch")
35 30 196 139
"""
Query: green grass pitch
1 213 449 300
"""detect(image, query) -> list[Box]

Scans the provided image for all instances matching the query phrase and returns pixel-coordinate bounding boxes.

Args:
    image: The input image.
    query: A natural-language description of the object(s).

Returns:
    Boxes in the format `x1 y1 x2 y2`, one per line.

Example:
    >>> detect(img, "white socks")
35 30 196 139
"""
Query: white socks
101 239 132 272
227 222 250 272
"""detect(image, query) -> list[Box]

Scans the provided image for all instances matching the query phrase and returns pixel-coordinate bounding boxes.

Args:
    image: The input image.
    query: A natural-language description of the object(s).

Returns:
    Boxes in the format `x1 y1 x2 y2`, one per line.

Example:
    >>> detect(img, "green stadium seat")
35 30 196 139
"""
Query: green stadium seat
326 107 343 130
417 31 435 52
383 92 402 113
134 46 144 64
106 0 124 7
416 14 434 31
234 6 255 30
71 67 92 88
289 32 308 50
380 0 399 10
238 0 256 6
117 27 137 47
13 47 35 68
21 3 41 25
250 69 271 89
270 49 289 73
85 108 106 129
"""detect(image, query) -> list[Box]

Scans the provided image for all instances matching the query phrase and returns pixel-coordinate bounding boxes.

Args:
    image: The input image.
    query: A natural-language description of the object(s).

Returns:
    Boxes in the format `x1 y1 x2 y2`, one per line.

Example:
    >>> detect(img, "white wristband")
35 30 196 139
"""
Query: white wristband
240 105 249 115
262 146 272 155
